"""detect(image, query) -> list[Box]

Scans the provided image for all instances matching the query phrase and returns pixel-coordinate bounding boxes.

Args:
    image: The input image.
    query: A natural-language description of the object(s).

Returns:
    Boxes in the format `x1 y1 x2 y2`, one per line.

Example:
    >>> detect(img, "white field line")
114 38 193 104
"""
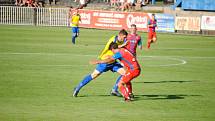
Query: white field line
0 52 215 67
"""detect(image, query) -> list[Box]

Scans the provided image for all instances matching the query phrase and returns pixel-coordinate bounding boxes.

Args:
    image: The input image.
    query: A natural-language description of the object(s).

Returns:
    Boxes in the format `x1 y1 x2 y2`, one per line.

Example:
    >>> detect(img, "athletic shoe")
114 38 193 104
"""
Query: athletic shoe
110 90 122 97
124 97 132 102
129 93 135 101
73 87 79 97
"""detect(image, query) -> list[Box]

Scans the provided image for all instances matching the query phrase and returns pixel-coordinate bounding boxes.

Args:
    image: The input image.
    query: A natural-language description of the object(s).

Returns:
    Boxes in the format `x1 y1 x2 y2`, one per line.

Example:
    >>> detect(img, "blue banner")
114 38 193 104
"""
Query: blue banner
155 14 175 33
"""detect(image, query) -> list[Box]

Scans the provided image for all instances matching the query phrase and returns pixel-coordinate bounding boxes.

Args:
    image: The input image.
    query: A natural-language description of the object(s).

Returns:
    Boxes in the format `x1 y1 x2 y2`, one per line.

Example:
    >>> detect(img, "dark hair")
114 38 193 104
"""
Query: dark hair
109 42 118 50
131 24 136 28
152 13 155 16
119 29 128 36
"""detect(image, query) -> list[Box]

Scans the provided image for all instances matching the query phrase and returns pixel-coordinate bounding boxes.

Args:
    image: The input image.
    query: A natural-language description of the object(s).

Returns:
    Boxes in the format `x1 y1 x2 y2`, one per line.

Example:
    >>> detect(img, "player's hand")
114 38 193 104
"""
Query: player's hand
89 60 99 65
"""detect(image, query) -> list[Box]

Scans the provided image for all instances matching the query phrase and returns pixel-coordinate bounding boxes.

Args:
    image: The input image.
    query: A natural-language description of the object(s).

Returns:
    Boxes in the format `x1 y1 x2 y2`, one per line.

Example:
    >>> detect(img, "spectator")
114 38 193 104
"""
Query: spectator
15 0 22 6
120 0 132 11
78 0 87 9
111 0 120 7
49 0 57 5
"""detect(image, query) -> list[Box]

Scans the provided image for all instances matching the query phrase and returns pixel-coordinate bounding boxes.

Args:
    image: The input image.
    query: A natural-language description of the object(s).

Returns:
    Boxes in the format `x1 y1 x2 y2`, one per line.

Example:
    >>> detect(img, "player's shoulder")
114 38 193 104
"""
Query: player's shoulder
108 35 117 42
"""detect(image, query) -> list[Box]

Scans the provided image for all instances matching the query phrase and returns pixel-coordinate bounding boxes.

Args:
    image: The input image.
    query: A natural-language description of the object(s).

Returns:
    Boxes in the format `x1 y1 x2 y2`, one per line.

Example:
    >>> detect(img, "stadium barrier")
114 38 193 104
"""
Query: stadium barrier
0 6 35 25
175 16 201 34
0 6 215 35
36 7 69 26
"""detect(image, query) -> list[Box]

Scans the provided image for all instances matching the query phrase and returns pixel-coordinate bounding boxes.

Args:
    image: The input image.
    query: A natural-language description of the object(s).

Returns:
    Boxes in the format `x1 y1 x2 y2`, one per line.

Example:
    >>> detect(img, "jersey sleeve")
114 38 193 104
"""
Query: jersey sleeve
112 52 122 60
148 20 151 25
98 36 115 59
154 19 157 27
138 37 142 46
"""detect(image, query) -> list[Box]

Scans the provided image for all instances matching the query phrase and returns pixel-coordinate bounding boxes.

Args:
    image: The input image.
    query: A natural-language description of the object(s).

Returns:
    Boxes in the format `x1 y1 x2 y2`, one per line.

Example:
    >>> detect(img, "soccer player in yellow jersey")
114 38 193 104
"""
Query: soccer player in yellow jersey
73 29 128 97
70 8 81 44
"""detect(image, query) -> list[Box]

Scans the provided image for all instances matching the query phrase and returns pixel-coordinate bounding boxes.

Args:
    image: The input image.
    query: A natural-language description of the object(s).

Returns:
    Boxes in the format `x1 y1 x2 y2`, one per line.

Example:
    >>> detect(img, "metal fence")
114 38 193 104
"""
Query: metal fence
0 6 69 26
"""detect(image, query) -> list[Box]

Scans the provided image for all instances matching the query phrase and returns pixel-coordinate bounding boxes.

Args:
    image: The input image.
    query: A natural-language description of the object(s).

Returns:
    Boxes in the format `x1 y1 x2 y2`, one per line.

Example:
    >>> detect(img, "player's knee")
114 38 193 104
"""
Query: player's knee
117 68 126 75
91 70 101 79
91 73 99 79
118 81 125 87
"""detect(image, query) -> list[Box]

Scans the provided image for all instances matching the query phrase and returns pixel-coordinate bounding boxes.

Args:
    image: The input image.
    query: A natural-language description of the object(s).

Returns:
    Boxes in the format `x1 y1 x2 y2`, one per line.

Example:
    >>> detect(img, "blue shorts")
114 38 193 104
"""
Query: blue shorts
96 62 123 73
72 27 79 33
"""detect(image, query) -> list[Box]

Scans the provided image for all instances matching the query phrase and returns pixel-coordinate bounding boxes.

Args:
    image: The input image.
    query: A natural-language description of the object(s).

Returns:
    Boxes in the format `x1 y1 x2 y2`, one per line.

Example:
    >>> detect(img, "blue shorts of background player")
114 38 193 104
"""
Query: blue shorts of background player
73 62 125 97
72 27 79 44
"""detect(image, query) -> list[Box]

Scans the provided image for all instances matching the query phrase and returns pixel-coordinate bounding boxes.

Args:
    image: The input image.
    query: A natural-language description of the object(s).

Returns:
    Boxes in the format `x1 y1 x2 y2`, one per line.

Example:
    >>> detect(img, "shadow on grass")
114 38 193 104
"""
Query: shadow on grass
134 94 201 100
72 94 201 101
134 80 200 84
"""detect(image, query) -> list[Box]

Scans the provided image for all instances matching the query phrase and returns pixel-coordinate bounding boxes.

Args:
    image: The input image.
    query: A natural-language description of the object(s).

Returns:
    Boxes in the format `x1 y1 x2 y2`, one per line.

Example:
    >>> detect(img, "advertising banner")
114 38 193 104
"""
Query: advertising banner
201 16 215 30
175 17 201 31
155 13 175 32
76 10 150 31
73 9 175 32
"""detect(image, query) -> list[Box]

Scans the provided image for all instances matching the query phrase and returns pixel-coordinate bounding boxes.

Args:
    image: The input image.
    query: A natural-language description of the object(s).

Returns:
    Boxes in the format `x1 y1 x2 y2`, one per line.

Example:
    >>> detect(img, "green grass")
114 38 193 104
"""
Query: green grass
0 25 215 121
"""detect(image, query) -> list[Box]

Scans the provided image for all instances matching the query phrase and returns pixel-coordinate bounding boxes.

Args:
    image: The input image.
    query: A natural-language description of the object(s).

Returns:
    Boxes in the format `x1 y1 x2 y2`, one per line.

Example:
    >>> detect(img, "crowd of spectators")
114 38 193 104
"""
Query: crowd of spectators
111 0 150 11
15 0 44 7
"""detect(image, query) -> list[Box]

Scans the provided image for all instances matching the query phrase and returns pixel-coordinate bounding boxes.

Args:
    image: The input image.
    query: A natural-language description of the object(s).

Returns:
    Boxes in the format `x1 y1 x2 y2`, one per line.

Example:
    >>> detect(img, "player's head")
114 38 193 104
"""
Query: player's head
130 24 137 34
118 29 128 42
151 13 155 20
109 42 119 53
74 8 79 15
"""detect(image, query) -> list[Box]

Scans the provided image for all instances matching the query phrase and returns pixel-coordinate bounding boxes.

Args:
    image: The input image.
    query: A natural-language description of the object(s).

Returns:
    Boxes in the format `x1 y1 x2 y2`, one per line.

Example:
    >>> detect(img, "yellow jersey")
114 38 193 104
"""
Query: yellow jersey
98 36 124 60
71 14 81 27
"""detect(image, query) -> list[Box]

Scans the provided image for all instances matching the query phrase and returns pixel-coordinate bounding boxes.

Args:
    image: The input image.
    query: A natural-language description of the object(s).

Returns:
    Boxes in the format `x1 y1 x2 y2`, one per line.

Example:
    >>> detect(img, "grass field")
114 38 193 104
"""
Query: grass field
0 25 215 121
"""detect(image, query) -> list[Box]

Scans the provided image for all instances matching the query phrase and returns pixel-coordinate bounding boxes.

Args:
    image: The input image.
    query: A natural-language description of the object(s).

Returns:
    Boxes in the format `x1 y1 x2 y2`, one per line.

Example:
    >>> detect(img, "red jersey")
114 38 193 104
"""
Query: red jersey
113 48 140 71
125 34 142 56
148 19 157 32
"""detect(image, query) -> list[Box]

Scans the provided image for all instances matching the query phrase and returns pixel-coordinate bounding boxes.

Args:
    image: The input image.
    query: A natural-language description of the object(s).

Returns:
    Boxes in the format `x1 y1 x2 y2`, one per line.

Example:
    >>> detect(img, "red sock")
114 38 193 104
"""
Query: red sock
119 85 129 99
126 82 132 94
147 41 151 49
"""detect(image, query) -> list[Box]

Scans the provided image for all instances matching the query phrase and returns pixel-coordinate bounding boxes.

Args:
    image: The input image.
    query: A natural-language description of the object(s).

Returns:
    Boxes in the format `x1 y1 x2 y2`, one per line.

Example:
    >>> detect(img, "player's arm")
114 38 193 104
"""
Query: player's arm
79 14 82 22
91 52 121 65
138 37 142 50
155 19 158 29
118 40 128 48
148 20 153 28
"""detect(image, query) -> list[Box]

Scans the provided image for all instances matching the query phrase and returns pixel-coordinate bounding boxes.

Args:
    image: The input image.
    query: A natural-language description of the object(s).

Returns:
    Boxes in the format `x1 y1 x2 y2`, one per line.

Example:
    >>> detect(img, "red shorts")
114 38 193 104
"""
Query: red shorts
121 69 141 83
148 31 156 40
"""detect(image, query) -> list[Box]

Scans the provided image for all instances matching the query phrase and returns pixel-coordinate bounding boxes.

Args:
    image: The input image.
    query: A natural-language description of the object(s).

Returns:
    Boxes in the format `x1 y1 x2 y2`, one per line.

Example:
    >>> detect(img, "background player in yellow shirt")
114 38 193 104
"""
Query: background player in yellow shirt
73 29 128 97
70 8 81 44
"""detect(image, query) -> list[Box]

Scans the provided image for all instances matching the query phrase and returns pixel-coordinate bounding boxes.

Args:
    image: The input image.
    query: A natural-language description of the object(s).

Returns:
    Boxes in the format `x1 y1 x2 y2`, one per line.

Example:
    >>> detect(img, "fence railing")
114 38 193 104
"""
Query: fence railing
0 6 69 26
36 7 69 26
0 6 35 25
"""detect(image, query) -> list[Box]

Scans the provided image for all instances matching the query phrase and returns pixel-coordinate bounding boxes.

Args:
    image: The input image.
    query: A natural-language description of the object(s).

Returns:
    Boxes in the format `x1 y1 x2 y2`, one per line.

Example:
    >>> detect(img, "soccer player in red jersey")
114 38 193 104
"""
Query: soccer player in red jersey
110 24 142 97
125 24 142 56
91 43 141 101
147 13 157 49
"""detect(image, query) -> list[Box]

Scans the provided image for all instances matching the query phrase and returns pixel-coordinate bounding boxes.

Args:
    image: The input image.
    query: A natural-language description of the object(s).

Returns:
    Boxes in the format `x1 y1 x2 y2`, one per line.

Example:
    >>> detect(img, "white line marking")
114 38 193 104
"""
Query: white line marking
141 57 187 67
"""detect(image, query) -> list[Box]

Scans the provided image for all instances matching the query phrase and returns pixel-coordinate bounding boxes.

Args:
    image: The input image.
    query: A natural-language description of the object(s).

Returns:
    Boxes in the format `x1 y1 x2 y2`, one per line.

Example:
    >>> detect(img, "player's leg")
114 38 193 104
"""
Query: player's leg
119 69 141 101
73 63 107 97
118 80 130 101
76 27 79 37
111 75 122 96
73 69 101 97
118 71 132 101
72 27 77 44
110 64 126 96
126 69 141 100
147 32 153 49
152 32 157 43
